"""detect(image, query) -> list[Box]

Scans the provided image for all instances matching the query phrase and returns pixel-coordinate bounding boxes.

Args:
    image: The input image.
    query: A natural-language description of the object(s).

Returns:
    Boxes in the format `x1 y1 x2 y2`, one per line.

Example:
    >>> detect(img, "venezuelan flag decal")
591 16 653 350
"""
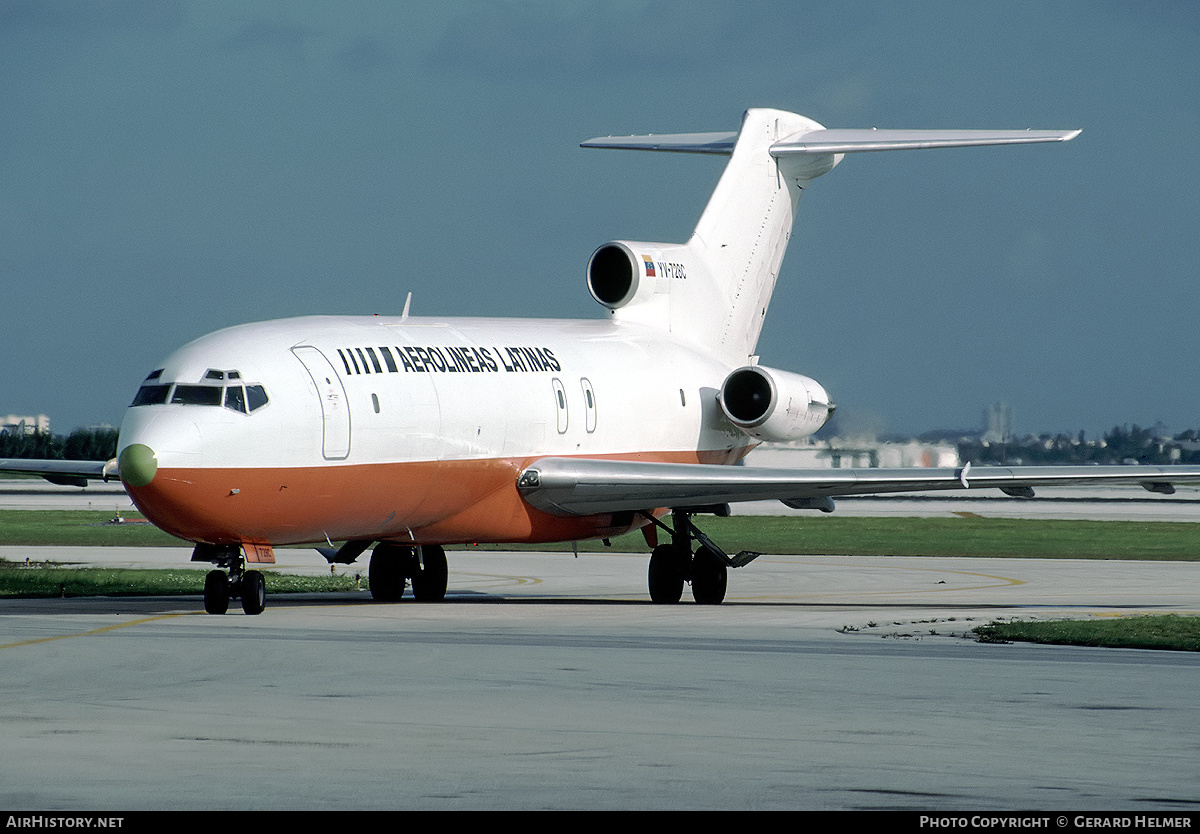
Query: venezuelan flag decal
642 255 656 277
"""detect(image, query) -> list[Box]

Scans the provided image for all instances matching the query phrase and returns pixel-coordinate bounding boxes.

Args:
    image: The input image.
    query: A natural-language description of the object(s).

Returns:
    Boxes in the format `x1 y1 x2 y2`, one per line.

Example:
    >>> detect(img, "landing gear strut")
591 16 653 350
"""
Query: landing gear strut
370 543 448 603
194 544 266 615
643 509 758 605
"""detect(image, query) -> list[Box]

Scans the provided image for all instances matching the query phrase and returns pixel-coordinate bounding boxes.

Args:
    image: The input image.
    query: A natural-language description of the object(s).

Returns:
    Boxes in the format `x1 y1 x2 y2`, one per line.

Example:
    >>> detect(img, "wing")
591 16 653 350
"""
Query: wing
516 458 1200 516
0 458 119 488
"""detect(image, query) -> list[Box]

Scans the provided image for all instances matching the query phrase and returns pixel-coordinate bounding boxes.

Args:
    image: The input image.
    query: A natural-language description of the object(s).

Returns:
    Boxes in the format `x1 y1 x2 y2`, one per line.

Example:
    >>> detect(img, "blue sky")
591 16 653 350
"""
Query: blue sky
2 0 1198 439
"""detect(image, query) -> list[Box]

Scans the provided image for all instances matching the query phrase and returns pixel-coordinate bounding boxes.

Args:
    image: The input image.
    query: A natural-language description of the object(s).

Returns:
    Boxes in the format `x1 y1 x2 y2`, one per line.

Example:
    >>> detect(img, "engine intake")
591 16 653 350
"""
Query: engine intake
718 365 833 442
587 243 639 309
586 240 701 317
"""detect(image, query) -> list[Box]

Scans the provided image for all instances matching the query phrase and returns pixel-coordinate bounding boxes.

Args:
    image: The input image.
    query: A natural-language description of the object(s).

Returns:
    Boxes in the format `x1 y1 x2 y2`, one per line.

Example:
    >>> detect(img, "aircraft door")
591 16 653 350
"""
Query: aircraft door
581 378 597 433
291 346 351 460
552 378 568 434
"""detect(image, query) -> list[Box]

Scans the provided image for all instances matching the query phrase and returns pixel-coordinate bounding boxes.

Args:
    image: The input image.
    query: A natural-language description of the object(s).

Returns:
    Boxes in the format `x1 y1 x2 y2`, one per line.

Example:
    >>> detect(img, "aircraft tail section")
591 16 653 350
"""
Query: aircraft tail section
685 109 822 362
583 109 1079 365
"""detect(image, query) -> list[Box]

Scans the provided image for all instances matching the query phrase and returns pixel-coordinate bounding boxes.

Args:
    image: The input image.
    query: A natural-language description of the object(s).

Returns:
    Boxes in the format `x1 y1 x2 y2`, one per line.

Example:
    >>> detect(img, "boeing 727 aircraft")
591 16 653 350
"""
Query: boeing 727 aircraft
7 108 1200 615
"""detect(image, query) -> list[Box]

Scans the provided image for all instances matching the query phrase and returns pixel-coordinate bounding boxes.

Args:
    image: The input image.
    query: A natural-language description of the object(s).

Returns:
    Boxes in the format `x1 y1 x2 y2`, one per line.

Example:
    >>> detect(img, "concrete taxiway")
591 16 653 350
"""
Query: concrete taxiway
0 479 134 512
2 546 1199 810
740 483 1200 521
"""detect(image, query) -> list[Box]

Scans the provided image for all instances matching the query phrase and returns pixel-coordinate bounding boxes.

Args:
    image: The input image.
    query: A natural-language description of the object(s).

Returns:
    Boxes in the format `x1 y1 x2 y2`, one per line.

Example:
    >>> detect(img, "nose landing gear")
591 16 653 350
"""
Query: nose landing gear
194 543 266 615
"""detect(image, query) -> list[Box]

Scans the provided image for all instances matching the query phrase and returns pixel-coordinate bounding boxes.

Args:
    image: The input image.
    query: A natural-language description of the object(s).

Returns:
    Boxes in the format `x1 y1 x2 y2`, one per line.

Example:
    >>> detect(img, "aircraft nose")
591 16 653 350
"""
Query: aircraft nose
116 408 201 488
118 443 158 487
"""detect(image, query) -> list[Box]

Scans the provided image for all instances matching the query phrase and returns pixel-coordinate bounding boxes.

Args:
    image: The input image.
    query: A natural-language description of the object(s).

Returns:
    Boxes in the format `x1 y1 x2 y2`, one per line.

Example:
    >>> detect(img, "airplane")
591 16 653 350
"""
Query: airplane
6 107 1200 616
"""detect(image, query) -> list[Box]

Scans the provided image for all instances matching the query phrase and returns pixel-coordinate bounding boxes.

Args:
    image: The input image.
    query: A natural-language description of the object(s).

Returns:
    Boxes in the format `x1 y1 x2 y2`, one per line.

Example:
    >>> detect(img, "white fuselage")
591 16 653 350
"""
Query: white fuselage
118 314 758 546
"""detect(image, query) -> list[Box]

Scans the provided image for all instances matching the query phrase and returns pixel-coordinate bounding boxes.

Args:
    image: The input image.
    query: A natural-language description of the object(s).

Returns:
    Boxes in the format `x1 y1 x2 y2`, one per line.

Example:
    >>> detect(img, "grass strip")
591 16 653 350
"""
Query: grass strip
974 615 1200 651
0 510 187 547
460 515 1200 560
0 562 358 598
3 511 1200 561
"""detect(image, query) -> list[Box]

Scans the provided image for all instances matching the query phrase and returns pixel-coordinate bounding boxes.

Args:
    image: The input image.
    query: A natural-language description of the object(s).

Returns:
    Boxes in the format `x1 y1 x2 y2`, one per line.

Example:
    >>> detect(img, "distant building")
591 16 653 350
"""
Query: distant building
2 414 50 436
745 437 959 469
982 402 1013 444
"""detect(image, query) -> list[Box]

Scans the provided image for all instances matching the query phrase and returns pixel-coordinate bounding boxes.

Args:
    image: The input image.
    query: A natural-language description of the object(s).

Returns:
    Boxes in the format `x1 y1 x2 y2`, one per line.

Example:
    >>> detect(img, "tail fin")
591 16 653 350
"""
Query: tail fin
583 108 1079 365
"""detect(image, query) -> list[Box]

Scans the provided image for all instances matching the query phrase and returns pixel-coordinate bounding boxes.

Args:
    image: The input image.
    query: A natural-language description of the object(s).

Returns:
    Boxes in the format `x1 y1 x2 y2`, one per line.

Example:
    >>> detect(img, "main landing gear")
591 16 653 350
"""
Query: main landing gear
644 509 760 605
193 544 266 616
369 543 448 603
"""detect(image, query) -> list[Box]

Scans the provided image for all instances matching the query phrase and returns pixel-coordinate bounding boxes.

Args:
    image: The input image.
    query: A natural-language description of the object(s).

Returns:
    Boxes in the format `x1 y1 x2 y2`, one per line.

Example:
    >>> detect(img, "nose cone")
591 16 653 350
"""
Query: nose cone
117 407 201 492
118 443 158 487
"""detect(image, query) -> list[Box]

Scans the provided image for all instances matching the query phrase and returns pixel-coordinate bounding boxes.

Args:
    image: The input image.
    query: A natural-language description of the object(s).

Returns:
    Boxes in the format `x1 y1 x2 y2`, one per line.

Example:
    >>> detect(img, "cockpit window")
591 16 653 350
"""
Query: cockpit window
246 385 269 411
220 384 268 413
224 386 247 413
131 384 171 406
172 385 223 406
130 378 269 412
144 369 164 381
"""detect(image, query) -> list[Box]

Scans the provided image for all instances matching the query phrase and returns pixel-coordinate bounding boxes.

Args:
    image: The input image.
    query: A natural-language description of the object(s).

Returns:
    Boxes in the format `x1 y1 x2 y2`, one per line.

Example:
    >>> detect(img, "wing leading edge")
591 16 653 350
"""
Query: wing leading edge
0 459 117 488
516 458 1200 517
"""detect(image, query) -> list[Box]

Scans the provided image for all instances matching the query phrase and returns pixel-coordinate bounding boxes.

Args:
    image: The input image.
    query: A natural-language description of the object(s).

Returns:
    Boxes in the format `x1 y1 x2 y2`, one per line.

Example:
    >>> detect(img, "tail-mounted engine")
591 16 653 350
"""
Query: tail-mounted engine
587 240 703 313
718 365 834 442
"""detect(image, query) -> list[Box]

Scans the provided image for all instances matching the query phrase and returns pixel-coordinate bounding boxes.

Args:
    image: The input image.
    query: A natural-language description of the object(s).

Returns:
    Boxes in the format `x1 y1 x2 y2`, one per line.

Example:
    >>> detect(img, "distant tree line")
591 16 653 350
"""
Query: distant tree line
958 424 1200 466
5 423 1200 467
0 428 119 462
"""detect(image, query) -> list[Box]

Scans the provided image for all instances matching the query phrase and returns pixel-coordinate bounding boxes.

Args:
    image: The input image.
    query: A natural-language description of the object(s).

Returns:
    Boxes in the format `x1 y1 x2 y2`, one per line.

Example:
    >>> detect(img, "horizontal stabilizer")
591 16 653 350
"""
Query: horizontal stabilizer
770 128 1081 155
582 127 1080 158
580 131 737 155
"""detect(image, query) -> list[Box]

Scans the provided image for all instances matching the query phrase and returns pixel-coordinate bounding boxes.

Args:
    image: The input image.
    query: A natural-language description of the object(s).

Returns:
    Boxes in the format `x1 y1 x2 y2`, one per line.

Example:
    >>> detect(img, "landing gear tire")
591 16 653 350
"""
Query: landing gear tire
241 569 266 615
204 569 229 615
648 544 685 604
410 545 448 602
690 544 727 605
370 544 409 602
